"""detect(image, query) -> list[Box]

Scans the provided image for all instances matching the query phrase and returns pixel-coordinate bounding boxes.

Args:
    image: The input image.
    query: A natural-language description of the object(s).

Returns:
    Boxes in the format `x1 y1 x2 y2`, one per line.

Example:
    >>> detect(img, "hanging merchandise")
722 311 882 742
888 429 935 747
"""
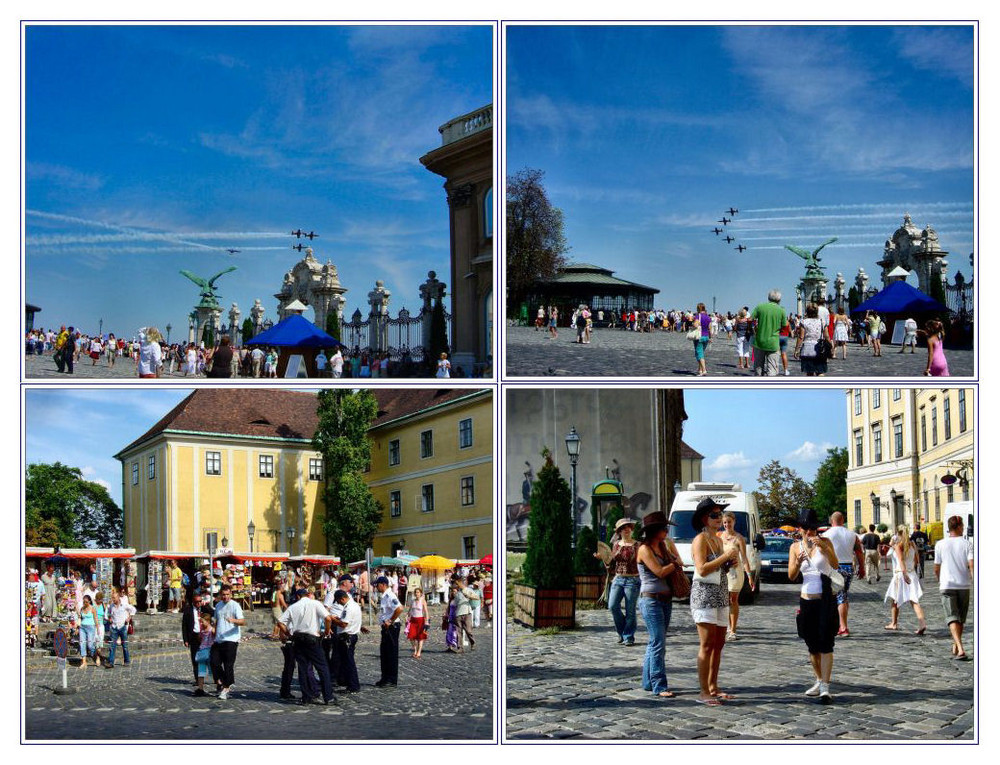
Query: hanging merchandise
146 560 164 612
95 558 114 604
56 577 77 625
25 583 40 647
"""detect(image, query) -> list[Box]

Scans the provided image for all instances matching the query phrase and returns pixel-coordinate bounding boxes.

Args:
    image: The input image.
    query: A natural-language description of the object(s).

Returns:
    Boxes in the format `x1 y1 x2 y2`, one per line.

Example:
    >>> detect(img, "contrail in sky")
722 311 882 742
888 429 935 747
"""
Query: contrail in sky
735 211 973 224
742 202 973 214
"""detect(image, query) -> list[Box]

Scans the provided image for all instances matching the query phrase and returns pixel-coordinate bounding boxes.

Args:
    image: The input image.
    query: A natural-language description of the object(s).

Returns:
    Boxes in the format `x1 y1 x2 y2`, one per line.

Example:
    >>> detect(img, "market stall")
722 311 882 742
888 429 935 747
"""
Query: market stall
215 552 290 610
286 555 341 600
131 551 204 612
58 548 137 605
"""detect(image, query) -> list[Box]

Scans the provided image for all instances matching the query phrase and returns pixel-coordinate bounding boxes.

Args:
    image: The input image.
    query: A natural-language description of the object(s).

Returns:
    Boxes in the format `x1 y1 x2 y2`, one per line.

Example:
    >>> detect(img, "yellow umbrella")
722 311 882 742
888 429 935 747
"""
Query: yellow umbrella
410 554 457 570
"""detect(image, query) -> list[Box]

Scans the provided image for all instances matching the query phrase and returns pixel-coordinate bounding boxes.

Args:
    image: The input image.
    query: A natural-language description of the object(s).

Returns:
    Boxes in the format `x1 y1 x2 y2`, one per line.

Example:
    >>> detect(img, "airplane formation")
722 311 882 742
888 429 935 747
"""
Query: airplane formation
710 207 745 253
291 229 319 240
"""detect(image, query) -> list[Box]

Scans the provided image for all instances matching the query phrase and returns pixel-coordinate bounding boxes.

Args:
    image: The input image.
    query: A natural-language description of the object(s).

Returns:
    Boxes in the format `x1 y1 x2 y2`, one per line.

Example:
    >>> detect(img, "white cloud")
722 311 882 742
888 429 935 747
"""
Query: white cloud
785 441 836 463
706 451 753 471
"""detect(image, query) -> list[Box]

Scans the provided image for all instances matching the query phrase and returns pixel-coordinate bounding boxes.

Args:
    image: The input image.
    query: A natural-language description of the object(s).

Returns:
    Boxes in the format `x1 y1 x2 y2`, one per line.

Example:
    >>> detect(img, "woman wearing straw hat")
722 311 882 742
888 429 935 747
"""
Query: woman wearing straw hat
787 509 839 703
636 511 682 698
600 517 641 646
690 497 740 706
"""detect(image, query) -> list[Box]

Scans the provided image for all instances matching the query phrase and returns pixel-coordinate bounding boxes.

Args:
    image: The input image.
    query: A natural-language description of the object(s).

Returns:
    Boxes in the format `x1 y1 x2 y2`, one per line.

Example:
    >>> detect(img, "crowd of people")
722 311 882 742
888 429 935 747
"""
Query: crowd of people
597 505 973 706
26 327 486 378
530 293 953 377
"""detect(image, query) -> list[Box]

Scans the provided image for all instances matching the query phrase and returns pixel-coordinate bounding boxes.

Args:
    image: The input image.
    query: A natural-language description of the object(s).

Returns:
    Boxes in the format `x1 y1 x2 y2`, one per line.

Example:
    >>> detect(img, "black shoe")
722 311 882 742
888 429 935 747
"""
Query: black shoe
192 688 208 697
617 636 624 644
625 639 636 646
279 692 294 700
374 680 396 687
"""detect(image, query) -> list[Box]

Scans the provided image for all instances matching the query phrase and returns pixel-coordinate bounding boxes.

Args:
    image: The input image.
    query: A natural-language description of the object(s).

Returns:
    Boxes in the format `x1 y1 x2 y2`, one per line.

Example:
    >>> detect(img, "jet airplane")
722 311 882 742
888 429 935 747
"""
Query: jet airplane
735 244 746 253
304 231 319 240
727 207 739 216
291 229 304 238
723 236 734 244
712 227 723 235
718 216 731 225
292 243 305 252
225 248 240 254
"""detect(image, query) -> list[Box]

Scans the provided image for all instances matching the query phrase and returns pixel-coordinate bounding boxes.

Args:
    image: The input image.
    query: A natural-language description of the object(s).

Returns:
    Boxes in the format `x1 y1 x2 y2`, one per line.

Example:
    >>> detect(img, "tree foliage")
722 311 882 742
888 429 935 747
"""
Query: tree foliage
312 390 383 561
602 504 624 544
325 311 341 345
506 167 569 314
427 298 449 370
847 286 860 312
522 451 575 589
574 525 603 575
241 318 254 345
753 460 816 529
25 462 123 548
811 447 848 522
202 322 215 348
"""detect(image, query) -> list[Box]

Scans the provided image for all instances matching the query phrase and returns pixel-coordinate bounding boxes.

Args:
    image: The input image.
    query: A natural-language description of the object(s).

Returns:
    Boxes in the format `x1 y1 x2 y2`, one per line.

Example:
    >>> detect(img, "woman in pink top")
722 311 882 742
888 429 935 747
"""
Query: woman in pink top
406 588 429 658
923 320 949 377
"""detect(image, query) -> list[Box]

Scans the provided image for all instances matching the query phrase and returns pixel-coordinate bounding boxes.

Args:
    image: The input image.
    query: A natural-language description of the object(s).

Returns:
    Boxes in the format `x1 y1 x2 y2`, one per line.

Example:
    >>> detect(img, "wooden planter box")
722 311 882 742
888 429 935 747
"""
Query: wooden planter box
513 582 575 629
574 573 603 604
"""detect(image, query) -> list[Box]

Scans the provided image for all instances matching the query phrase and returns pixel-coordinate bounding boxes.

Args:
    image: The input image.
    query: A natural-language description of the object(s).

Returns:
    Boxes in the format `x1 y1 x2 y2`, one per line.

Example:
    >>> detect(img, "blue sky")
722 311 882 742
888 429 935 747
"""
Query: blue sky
506 25 974 312
25 24 492 337
682 388 846 491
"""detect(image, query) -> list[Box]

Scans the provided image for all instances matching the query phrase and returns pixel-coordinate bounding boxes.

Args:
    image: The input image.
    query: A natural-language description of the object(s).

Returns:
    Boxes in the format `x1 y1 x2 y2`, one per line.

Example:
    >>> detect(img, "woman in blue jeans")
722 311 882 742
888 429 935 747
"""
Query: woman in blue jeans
78 595 98 667
600 518 641 645
636 511 682 698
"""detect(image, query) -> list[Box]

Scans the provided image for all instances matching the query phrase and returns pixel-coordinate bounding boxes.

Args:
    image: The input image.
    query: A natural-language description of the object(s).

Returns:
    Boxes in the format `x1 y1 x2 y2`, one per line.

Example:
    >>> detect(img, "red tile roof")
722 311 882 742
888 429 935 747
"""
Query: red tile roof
680 440 704 460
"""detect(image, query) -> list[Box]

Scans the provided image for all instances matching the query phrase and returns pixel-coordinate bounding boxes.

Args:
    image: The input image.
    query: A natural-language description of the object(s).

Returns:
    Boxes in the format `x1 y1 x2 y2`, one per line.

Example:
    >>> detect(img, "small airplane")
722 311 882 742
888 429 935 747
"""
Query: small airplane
735 244 747 253
718 216 731 225
291 229 304 238
304 231 319 240
727 207 739 216
292 243 305 252
225 248 240 254
724 235 734 244
712 227 723 235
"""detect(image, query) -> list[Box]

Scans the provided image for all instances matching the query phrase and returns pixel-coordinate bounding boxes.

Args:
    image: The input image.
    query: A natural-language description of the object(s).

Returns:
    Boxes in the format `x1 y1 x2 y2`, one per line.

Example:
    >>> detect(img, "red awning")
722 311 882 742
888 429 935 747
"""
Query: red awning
287 555 341 566
217 552 289 564
60 548 136 559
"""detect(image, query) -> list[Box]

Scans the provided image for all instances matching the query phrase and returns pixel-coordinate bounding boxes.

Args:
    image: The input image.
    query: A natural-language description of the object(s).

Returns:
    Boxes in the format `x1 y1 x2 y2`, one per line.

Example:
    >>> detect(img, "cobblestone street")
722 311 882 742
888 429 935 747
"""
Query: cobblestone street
24 352 258 381
506 573 974 740
504 326 974 378
25 621 493 741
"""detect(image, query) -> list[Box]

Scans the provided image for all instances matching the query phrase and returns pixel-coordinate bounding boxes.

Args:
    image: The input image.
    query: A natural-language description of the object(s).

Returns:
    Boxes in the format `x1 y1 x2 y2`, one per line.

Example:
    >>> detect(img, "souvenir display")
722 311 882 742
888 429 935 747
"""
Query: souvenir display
95 558 114 604
25 583 40 647
56 577 77 625
146 559 164 611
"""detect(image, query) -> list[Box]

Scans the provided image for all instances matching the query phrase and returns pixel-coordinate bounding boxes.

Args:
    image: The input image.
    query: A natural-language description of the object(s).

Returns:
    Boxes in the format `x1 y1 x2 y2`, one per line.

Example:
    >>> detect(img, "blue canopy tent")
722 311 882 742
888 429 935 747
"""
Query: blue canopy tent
851 281 949 345
245 314 341 377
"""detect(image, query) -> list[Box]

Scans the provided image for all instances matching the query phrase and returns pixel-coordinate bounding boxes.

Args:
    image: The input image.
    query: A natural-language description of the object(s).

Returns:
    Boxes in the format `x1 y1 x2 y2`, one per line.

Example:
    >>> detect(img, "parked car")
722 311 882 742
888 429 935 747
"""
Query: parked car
759 535 802 583
668 482 765 604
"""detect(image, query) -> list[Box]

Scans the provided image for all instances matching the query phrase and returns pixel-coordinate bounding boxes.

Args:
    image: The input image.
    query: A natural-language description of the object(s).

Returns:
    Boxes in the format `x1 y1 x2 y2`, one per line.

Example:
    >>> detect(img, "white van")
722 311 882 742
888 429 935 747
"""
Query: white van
943 501 974 542
668 482 765 604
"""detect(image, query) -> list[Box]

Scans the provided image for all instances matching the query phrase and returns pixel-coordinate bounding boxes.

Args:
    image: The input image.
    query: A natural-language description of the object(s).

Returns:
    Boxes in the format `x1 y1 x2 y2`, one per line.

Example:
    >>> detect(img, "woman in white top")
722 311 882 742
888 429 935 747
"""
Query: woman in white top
832 308 851 359
787 509 839 703
884 525 927 634
793 303 827 376
436 352 451 378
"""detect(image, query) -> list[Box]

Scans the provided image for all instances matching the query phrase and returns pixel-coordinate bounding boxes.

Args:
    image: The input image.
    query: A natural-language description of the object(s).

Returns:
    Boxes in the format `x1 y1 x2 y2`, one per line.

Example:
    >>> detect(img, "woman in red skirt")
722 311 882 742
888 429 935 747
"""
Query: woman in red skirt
406 587 430 658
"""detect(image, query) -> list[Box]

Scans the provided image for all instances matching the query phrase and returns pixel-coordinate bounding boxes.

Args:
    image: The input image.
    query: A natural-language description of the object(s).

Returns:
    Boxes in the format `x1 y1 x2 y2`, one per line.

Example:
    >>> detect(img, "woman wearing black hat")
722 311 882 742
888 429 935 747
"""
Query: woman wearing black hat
690 497 740 706
636 511 683 698
787 509 839 703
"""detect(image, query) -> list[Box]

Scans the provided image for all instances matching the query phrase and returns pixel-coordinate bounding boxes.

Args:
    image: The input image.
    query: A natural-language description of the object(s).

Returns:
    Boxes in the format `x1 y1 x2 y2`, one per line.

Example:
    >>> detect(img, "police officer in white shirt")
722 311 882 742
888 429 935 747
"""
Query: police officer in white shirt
330 589 363 692
278 586 335 705
374 576 403 687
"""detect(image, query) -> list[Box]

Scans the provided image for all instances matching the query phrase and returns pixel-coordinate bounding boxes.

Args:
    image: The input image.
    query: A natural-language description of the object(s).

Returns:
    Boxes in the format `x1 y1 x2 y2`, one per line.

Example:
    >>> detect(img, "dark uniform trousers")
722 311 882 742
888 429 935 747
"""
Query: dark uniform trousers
210 640 238 688
379 622 400 684
336 633 360 691
323 634 340 684
293 633 332 702
280 642 296 696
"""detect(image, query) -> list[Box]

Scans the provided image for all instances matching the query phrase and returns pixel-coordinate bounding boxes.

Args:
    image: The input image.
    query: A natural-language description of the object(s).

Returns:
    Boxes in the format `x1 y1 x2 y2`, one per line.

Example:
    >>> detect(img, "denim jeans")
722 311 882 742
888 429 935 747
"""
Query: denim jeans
639 596 673 694
79 624 97 658
608 576 640 641
108 625 129 665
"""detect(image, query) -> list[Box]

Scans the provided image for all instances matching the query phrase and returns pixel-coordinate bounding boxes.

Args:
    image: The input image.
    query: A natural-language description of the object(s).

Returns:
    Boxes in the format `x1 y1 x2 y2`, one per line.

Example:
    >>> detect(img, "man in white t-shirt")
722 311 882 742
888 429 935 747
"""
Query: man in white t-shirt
822 512 865 636
935 515 974 661
331 348 344 378
901 316 918 353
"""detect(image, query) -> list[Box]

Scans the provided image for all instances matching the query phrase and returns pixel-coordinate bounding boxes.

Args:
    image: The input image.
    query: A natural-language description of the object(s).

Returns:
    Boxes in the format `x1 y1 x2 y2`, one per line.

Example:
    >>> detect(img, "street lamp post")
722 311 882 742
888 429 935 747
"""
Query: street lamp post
165 323 172 344
889 489 912 527
208 535 217 603
565 426 581 545
247 520 256 553
870 491 890 528
286 526 295 555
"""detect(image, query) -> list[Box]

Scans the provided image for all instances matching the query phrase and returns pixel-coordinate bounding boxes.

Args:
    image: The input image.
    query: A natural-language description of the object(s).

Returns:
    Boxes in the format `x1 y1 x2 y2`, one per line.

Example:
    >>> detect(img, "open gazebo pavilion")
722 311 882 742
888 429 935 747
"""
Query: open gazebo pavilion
525 263 659 324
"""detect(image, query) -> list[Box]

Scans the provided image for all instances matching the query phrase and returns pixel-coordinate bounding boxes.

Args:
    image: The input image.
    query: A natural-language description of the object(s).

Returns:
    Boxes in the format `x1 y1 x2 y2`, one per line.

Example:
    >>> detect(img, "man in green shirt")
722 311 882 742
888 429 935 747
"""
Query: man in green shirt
751 289 789 376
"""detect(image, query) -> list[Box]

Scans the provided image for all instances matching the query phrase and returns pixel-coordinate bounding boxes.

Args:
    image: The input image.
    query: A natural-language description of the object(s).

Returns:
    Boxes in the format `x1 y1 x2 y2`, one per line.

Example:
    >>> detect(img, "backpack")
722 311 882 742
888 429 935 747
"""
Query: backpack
575 313 586 329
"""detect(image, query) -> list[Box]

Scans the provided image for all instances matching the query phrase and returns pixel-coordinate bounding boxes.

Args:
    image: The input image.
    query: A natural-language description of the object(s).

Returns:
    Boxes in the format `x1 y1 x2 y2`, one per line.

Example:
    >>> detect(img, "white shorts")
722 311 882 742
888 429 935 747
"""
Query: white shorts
691 605 730 627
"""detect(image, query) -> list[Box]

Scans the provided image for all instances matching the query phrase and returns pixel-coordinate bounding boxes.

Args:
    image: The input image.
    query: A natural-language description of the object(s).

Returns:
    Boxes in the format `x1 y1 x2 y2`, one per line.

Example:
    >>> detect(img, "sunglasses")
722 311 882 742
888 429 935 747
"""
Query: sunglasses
708 512 723 519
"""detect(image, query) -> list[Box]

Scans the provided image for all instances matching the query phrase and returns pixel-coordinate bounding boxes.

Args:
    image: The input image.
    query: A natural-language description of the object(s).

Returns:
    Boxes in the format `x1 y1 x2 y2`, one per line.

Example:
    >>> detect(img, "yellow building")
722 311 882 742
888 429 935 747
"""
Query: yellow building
845 388 974 531
114 388 493 560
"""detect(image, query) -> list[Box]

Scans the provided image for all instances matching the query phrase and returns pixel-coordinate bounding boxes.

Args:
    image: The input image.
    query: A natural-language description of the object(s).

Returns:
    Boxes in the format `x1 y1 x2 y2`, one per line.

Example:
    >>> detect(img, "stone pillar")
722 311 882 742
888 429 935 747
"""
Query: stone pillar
188 311 198 344
228 303 241 341
419 270 446 357
367 281 391 354
309 261 348 332
855 268 869 299
834 273 845 312
250 299 265 334
275 271 294 321
795 287 802 317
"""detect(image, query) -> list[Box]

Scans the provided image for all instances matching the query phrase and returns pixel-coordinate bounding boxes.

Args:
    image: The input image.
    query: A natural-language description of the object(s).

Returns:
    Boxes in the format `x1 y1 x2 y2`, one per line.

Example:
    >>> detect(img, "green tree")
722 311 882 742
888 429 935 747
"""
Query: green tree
312 390 383 562
506 167 569 315
202 323 215 348
753 460 816 529
325 311 341 346
811 447 848 523
522 450 575 589
25 462 123 547
602 504 624 543
241 318 254 345
574 525 602 575
847 286 860 312
930 276 947 307
427 298 449 371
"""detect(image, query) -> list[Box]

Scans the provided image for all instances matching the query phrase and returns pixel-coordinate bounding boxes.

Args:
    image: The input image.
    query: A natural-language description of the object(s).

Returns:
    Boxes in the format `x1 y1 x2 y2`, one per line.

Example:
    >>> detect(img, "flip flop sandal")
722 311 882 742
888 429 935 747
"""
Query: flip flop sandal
713 692 736 700
883 625 899 631
695 697 722 706
657 691 676 698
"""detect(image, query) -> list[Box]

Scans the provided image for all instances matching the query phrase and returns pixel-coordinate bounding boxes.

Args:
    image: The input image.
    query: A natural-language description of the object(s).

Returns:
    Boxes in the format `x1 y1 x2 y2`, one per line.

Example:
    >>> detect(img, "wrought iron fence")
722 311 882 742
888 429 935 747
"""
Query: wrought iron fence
945 281 974 321
341 307 451 363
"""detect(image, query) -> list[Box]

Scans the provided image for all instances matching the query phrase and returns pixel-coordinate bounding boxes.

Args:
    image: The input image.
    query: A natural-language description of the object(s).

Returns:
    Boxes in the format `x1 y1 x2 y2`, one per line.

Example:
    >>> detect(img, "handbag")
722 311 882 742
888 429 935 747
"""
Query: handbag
663 545 691 599
686 328 700 341
440 614 449 631
815 336 833 360
194 646 211 663
828 569 845 594
127 620 134 635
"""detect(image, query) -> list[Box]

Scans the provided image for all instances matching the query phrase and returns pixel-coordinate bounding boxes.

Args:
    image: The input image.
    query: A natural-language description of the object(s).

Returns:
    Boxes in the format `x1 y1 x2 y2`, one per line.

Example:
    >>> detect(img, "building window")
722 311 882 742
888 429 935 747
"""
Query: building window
259 454 274 479
459 418 473 449
461 476 475 506
389 490 401 518
388 439 400 467
853 390 861 416
854 499 862 530
893 418 903 459
962 483 969 501
854 430 863 467
958 390 967 432
943 398 952 440
308 458 323 482
934 489 941 522
872 425 883 463
463 535 477 558
483 187 493 239
872 499 881 526
920 415 927 452
871 390 880 409
946 484 954 503
147 455 155 480
421 484 434 513
923 488 929 521
206 451 221 476
931 407 938 447
892 388 901 401
420 430 433 459
131 462 139 486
